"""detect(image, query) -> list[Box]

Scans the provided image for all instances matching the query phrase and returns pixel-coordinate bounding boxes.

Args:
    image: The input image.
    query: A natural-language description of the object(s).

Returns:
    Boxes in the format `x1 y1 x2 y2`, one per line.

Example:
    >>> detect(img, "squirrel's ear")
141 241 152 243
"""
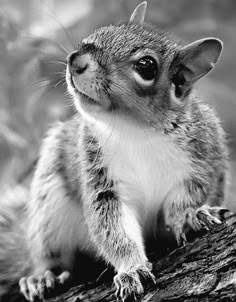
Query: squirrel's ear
129 1 147 25
171 38 223 98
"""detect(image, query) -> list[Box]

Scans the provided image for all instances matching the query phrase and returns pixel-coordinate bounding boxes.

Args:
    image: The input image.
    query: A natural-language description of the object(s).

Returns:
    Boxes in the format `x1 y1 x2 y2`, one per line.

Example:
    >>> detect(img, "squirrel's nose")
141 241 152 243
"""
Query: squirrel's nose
67 51 88 75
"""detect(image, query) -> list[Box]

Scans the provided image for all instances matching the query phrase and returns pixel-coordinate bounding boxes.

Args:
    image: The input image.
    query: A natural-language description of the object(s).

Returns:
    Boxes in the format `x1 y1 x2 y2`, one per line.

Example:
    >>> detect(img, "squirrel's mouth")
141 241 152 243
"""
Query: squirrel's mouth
69 75 100 106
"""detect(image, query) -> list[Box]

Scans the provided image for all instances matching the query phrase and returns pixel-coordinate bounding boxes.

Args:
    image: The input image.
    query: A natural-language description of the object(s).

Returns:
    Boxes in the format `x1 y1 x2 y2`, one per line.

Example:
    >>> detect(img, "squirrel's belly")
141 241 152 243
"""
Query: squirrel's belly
102 125 192 235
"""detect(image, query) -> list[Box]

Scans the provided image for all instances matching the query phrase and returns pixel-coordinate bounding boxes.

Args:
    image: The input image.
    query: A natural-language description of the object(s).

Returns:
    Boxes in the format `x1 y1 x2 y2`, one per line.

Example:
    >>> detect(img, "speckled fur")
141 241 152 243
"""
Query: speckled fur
0 3 229 301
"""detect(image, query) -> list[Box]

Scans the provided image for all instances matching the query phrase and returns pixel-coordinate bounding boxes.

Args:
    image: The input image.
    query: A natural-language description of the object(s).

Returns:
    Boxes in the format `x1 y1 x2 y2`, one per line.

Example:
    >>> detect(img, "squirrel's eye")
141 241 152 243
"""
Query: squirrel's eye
134 56 158 82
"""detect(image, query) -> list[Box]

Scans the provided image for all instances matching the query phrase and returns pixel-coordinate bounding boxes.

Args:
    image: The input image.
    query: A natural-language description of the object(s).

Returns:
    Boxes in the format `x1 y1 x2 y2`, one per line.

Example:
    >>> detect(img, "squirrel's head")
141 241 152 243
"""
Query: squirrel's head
66 2 223 127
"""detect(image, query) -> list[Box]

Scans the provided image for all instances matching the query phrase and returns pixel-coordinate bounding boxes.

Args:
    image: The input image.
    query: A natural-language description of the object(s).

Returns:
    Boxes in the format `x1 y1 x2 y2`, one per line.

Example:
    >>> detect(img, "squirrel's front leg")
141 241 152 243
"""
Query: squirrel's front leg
82 146 155 300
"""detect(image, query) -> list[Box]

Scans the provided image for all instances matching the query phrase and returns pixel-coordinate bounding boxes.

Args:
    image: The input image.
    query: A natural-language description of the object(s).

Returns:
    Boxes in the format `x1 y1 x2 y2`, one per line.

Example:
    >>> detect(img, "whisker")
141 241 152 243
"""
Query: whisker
67 111 78 121
51 71 66 76
39 0 76 50
44 81 66 94
34 72 66 80
47 61 67 66
54 79 66 87
102 84 110 99
30 82 57 93
65 101 76 108
29 76 63 86
96 268 109 282
31 76 64 91
26 34 70 54
35 50 66 60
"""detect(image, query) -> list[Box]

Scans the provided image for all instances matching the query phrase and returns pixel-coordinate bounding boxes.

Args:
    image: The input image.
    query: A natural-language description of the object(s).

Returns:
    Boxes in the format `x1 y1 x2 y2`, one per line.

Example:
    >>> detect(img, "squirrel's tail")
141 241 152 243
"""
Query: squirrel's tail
0 185 32 301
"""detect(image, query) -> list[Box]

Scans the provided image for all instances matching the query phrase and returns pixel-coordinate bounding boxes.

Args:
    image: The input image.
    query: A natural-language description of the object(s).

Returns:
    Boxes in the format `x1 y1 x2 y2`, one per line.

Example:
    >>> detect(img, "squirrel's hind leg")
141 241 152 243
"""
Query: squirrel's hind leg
22 171 90 300
22 192 90 301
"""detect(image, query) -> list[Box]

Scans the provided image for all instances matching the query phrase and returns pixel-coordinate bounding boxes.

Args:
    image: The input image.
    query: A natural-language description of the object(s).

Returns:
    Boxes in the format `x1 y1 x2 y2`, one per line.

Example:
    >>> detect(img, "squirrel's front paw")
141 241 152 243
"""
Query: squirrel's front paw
114 264 155 301
19 270 70 301
168 205 231 247
186 205 231 231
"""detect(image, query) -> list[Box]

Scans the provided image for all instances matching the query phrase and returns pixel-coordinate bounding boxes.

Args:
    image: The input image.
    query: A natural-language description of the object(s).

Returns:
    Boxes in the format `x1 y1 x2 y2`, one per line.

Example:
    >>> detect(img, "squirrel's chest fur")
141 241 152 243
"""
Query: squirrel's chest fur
96 116 192 235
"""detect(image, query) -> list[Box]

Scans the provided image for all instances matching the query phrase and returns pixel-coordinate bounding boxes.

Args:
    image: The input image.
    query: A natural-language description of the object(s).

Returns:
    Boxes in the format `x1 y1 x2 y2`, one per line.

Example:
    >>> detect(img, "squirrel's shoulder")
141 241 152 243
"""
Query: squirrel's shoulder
170 92 228 164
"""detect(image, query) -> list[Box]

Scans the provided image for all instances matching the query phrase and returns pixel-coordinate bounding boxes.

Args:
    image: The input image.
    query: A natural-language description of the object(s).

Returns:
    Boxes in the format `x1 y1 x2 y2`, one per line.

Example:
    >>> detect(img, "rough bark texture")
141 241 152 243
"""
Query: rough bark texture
6 215 236 302
41 214 236 302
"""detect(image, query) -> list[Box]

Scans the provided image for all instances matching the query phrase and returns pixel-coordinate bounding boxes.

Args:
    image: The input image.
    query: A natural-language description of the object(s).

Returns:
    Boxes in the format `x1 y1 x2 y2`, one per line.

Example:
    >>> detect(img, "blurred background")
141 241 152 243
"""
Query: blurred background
0 0 235 210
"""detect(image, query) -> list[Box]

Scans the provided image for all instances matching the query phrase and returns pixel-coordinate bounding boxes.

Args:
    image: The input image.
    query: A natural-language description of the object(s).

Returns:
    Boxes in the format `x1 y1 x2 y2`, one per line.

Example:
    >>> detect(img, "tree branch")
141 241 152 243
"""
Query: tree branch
44 214 236 302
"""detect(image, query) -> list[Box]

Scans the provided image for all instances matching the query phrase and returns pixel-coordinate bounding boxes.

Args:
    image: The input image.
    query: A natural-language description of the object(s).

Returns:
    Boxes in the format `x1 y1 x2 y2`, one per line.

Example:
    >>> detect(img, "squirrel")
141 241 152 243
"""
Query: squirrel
0 2 230 301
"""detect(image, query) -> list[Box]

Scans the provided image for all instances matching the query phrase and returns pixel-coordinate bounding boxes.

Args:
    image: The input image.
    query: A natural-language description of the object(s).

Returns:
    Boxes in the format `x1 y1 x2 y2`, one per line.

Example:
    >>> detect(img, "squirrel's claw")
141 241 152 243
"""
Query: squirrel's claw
19 270 70 301
186 205 230 231
114 271 143 301
169 204 232 247
114 264 155 301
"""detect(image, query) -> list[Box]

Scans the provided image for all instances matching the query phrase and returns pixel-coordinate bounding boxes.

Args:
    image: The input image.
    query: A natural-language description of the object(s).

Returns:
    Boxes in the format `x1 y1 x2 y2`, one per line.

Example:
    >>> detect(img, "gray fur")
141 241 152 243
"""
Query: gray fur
0 3 228 301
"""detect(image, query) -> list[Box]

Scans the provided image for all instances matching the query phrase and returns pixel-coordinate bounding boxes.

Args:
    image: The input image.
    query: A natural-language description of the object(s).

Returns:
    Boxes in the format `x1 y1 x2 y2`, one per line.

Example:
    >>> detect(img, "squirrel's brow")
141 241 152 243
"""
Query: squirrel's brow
80 43 100 53
130 46 141 54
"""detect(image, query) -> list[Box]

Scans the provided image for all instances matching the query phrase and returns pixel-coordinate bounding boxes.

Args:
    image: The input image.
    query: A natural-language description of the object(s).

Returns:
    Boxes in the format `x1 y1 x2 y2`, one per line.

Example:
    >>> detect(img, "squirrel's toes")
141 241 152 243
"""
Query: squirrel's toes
186 204 232 231
19 270 70 301
114 264 155 301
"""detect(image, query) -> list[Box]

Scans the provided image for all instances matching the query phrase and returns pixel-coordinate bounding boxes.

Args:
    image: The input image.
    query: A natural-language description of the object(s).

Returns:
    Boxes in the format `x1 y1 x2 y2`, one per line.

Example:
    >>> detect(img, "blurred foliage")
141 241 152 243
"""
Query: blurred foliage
0 0 235 209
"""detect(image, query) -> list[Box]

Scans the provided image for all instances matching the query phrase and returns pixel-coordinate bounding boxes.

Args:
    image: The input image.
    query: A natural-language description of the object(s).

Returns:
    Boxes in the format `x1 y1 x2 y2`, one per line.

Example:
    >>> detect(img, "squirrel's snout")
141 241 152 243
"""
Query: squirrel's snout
67 51 88 75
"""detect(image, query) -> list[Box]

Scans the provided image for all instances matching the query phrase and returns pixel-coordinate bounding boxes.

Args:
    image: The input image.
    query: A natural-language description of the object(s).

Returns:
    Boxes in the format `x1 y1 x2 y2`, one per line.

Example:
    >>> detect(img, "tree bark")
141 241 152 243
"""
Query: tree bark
44 214 236 302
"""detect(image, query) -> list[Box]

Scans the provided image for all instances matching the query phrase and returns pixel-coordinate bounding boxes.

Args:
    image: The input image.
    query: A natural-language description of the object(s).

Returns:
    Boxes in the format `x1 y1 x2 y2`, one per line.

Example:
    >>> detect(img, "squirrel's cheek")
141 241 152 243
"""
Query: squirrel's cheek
73 74 100 100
